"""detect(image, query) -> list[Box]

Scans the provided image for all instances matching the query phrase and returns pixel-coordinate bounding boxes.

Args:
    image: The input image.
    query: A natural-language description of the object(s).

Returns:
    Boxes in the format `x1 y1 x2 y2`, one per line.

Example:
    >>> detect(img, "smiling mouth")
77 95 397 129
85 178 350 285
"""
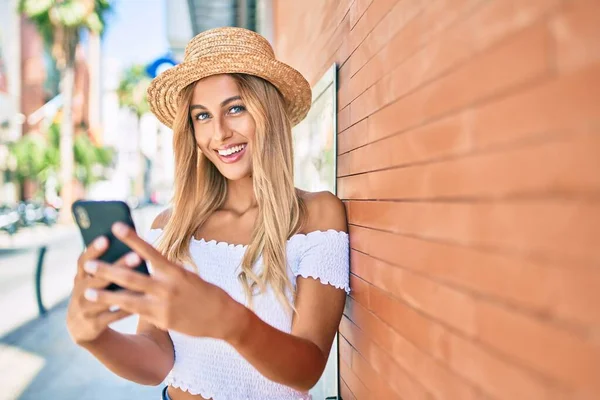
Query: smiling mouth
214 143 248 164
216 143 247 156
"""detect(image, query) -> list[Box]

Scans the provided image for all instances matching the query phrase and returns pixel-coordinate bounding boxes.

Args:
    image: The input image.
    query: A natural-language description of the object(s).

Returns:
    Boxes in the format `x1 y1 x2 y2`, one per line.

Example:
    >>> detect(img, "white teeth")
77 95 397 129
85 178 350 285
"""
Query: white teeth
218 144 245 156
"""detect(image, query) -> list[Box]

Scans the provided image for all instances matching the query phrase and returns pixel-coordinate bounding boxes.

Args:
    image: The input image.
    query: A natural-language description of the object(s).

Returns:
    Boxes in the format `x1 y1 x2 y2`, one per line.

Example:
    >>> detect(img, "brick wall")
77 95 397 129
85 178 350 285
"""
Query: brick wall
274 0 600 399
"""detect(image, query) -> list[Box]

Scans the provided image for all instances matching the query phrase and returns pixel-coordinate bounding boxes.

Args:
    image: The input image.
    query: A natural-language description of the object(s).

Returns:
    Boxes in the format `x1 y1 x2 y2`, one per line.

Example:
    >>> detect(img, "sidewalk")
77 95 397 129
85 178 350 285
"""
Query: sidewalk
0 205 165 400
0 223 77 250
0 300 162 400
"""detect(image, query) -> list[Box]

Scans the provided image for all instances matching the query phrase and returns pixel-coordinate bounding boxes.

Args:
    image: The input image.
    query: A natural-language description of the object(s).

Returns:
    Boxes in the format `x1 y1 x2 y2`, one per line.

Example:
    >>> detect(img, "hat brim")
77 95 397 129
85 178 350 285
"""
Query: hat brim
147 53 312 128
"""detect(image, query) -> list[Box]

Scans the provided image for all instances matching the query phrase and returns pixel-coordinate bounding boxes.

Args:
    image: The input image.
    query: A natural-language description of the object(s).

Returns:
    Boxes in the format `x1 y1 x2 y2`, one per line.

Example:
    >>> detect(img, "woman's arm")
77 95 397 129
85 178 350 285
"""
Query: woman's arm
77 209 175 385
229 280 346 391
79 320 174 385
228 191 348 391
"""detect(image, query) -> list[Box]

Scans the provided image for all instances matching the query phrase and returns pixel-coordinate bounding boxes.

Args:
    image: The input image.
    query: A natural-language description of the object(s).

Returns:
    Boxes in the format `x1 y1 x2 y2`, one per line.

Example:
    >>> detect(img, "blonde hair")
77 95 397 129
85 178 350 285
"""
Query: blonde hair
157 74 307 314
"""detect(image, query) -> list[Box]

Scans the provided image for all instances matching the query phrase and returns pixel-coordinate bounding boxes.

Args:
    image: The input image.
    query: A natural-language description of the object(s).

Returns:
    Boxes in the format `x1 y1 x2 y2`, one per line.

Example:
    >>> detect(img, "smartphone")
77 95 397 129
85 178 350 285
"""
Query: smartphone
72 200 149 291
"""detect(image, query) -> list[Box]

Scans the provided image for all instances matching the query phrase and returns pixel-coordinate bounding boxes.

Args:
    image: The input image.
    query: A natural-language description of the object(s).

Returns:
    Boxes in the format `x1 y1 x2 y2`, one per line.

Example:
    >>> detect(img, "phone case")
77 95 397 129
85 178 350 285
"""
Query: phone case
72 200 149 291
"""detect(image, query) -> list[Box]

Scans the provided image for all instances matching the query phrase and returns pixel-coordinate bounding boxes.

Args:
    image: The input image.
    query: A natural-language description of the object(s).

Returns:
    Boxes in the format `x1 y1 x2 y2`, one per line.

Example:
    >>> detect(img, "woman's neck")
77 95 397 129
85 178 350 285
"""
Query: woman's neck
222 175 257 215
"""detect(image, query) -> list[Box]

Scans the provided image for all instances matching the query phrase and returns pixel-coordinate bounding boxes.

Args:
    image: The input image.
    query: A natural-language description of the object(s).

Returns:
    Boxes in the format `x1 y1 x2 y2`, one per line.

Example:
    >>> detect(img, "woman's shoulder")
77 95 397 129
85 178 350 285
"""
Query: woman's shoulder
298 190 347 234
151 208 172 230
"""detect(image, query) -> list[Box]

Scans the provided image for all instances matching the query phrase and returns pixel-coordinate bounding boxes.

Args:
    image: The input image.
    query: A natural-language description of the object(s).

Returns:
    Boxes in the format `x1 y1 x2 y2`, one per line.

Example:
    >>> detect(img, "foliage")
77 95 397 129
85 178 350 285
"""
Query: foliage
8 123 115 189
8 134 48 184
116 64 152 119
18 0 112 67
73 131 114 186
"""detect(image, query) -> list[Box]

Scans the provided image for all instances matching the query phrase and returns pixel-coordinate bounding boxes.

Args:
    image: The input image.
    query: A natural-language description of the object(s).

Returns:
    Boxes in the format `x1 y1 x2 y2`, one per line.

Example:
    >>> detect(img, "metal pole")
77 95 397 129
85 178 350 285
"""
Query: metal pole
35 246 47 316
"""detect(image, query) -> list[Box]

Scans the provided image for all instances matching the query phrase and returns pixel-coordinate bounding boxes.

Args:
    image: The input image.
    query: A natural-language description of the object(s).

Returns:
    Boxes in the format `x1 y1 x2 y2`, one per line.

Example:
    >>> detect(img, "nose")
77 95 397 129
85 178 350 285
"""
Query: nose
212 115 233 143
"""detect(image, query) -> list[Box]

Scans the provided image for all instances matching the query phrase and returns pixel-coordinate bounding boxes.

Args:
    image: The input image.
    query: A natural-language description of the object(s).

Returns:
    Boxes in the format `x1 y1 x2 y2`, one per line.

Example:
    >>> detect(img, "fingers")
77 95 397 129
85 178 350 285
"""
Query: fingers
83 252 142 289
77 236 109 274
85 288 153 317
112 223 166 270
96 309 132 326
83 257 158 295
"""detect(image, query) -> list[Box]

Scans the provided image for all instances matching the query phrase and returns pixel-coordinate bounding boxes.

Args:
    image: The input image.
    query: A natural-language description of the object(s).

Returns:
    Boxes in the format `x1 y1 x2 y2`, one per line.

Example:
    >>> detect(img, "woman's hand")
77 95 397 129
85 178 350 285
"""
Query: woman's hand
82 222 244 342
66 236 133 345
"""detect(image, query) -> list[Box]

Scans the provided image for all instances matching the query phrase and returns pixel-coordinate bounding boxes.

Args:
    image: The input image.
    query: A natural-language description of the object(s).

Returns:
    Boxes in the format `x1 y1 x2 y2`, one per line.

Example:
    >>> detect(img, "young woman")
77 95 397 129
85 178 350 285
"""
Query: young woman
66 27 350 400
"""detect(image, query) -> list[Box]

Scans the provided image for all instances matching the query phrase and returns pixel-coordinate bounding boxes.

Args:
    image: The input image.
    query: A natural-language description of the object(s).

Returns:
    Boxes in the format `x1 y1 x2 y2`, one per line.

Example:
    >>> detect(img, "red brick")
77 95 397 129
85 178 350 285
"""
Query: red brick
351 291 566 400
367 22 553 137
369 285 451 360
319 13 350 68
447 333 569 400
351 349 405 399
344 298 395 352
340 64 600 172
465 0 561 51
343 0 484 109
338 112 471 175
339 333 353 367
470 63 600 148
349 273 371 308
349 0 373 29
346 200 600 273
341 316 432 399
476 302 600 391
338 134 600 215
347 225 597 326
338 105 351 132
340 378 357 400
349 1 488 115
340 357 371 399
344 0 560 110
550 0 600 73
343 0 398 66
551 266 600 328
337 118 368 154
350 0 398 38
276 0 600 397
351 250 478 335
346 297 479 400
347 0 425 78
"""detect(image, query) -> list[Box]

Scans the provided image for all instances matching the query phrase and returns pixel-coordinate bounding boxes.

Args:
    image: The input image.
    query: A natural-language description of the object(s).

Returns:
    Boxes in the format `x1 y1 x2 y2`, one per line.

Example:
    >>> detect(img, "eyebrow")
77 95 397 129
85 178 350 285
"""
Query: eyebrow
189 96 242 111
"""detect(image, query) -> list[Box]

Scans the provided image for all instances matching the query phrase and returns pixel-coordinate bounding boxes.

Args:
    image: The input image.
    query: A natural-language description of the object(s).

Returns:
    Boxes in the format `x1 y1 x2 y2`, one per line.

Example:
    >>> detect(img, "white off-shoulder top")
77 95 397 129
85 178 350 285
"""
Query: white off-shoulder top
145 228 350 400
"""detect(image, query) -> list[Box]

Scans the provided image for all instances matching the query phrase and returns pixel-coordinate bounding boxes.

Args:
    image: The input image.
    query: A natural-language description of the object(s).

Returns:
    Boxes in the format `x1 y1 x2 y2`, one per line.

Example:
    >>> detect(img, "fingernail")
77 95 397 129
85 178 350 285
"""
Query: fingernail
125 252 140 266
84 289 98 302
83 261 98 274
113 222 128 236
93 236 107 250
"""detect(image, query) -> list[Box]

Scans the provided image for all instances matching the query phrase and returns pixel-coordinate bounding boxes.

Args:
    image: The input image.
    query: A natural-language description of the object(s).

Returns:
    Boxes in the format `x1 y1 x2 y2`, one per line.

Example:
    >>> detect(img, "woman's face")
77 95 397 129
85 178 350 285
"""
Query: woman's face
190 74 256 181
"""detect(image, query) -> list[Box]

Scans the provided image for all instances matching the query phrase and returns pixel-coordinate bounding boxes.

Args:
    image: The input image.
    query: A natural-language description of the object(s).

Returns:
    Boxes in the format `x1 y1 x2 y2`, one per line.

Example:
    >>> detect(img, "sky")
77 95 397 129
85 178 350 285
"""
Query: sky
102 0 169 70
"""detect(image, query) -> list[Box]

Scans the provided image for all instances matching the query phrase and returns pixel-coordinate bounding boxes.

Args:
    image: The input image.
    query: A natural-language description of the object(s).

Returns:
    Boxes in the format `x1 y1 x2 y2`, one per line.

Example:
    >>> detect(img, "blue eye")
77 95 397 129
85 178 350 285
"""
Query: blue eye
195 112 210 121
229 105 245 115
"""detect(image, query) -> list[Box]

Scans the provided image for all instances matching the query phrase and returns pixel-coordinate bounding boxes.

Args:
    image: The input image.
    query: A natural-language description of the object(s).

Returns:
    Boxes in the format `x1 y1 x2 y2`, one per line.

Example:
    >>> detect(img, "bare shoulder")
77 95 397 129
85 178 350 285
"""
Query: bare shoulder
151 208 172 230
299 190 347 234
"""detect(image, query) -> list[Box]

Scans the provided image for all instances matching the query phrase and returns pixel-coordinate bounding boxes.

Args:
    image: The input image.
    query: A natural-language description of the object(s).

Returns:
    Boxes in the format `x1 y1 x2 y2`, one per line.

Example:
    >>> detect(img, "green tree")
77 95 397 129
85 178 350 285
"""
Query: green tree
18 0 111 217
116 64 151 119
8 123 114 200
8 134 47 199
116 64 152 199
47 122 114 188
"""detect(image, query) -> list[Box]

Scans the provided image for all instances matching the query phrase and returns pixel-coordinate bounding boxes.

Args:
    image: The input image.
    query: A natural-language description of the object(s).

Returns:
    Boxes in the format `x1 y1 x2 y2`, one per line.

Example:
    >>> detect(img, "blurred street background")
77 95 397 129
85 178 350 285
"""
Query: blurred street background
0 206 162 400
1 0 599 399
0 0 229 398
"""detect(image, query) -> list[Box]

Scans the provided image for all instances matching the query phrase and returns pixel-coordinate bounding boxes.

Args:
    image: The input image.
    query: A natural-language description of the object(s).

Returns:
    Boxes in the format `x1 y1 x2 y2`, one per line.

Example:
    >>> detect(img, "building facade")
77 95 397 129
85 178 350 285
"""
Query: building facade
274 1 600 399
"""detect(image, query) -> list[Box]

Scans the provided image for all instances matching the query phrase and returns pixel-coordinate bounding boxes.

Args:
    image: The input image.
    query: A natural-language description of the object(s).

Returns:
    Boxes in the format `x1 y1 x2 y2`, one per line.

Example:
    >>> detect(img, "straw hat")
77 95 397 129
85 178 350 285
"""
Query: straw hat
147 27 312 128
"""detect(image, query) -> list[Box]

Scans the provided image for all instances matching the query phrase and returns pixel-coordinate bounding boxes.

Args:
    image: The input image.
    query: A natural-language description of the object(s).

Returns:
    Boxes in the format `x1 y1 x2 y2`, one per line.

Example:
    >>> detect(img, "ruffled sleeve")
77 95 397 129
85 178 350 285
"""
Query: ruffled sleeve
292 230 350 294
